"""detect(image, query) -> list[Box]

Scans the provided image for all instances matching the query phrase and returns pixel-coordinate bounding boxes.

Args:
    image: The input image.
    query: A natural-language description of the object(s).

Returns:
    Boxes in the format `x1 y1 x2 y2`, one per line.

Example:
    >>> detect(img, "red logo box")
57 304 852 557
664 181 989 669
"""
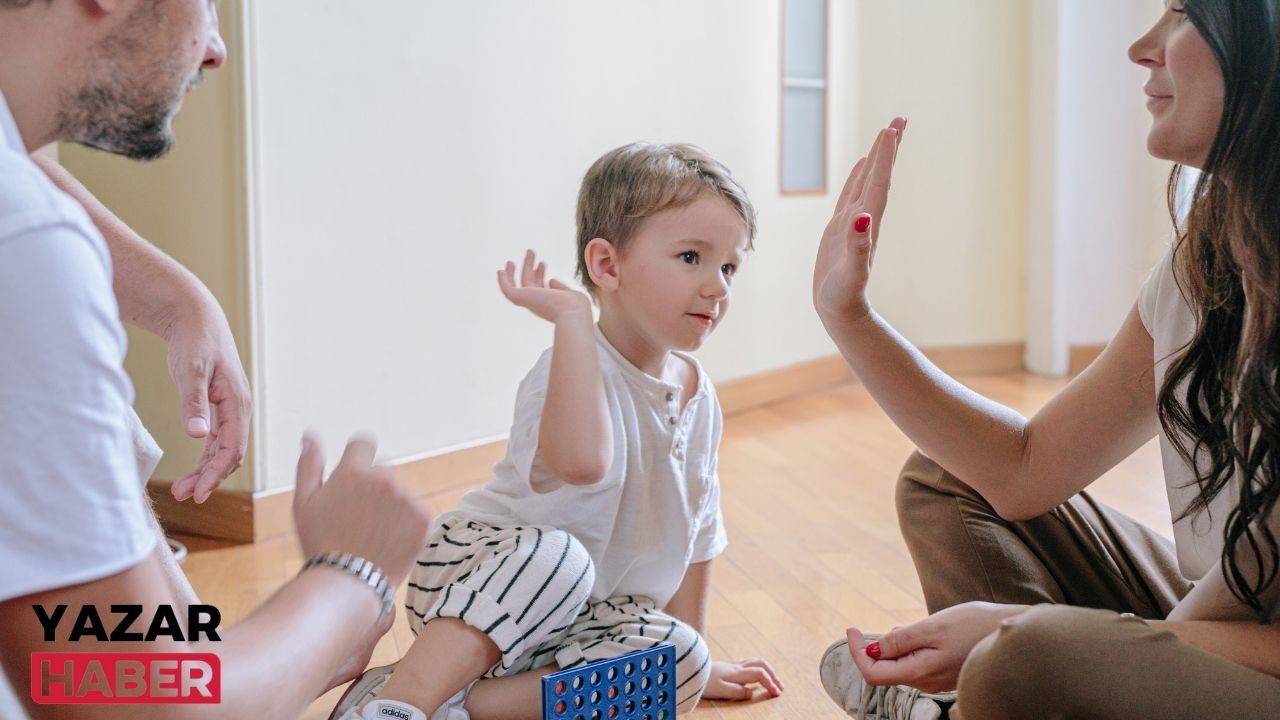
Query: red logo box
30 652 220 704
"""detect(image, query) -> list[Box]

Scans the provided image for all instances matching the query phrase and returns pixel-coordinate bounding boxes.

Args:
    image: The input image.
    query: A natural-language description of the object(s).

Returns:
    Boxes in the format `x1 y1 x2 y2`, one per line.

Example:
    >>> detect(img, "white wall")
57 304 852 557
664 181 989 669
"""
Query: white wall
60 1 255 490
1025 0 1173 374
56 2 1069 493
242 0 1034 490
851 1 1030 347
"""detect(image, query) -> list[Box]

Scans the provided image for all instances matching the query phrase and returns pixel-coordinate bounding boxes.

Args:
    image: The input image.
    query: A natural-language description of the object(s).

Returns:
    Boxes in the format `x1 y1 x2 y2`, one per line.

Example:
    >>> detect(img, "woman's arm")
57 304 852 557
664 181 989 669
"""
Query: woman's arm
1155 619 1280 679
815 121 1159 519
497 250 612 485
824 303 1159 519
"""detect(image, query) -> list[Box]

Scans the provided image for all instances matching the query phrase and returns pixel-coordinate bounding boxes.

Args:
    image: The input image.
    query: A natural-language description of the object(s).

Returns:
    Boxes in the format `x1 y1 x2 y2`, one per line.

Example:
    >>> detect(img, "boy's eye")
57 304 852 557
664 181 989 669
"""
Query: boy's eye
721 263 737 277
679 250 699 264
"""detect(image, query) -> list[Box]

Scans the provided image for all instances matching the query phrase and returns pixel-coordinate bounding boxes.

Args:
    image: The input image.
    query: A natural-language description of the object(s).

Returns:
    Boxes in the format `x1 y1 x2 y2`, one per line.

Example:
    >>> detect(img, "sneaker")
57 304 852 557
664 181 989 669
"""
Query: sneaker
819 637 956 720
329 662 399 720
329 661 472 720
361 699 428 720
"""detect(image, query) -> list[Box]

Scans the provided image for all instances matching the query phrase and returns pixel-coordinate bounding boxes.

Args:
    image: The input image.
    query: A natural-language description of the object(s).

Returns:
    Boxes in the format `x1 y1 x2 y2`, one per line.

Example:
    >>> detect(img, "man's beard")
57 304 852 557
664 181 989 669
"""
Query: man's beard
57 78 180 161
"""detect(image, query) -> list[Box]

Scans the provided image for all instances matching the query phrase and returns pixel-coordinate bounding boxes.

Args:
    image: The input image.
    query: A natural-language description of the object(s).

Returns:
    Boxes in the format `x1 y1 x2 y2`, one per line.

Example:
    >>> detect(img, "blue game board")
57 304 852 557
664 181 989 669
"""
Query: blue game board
541 644 677 720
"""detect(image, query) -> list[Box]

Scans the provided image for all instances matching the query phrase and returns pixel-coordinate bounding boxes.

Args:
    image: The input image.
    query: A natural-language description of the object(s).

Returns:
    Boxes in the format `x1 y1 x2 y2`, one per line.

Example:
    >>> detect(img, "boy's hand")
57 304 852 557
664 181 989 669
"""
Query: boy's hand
703 658 784 701
497 249 591 323
813 116 907 326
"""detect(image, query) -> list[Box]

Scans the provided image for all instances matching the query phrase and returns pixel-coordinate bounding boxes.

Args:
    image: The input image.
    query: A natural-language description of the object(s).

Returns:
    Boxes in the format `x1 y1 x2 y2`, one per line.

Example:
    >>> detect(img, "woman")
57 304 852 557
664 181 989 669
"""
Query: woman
812 1 1280 718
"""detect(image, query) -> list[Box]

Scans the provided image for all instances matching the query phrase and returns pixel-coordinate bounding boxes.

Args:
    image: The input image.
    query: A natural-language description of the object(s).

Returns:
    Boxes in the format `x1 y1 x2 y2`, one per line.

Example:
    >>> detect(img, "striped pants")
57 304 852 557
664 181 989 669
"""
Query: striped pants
406 519 712 711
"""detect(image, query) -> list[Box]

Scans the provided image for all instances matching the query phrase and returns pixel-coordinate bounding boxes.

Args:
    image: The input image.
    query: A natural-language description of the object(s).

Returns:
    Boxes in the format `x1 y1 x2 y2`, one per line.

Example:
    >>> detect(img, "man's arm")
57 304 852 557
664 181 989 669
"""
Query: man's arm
30 153 251 503
0 436 434 719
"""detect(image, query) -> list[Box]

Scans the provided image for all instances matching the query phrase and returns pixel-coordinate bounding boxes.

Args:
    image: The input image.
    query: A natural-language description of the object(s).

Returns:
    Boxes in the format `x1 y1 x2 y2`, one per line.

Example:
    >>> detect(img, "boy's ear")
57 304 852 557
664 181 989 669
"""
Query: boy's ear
584 238 620 292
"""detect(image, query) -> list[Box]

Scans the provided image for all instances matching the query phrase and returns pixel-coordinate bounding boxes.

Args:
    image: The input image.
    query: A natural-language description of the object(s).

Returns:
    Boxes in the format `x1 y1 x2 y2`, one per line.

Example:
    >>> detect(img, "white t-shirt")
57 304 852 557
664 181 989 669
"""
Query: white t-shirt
0 92 156 603
1139 246 1279 620
439 327 728 608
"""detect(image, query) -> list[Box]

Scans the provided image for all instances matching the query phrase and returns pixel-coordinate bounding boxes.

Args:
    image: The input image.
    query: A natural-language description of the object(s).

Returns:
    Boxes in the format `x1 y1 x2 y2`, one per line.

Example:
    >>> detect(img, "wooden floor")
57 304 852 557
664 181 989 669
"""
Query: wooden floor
176 372 1170 719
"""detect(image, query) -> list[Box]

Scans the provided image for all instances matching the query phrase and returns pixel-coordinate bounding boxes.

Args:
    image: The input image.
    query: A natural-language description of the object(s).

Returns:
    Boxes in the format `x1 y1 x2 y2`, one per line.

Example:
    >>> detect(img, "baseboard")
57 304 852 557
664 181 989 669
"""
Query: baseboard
717 355 853 415
1069 344 1106 375
923 342 1025 375
147 482 256 543
160 342 1026 542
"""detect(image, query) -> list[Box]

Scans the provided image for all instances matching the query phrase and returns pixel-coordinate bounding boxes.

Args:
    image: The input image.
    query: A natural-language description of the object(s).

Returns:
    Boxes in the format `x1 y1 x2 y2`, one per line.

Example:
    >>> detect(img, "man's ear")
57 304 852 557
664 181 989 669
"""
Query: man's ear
585 238 621 292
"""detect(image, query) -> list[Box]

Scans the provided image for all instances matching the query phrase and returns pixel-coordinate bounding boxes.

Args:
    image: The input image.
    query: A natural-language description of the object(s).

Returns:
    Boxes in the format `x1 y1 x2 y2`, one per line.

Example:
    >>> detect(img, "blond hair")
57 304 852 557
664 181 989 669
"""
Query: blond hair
575 142 756 293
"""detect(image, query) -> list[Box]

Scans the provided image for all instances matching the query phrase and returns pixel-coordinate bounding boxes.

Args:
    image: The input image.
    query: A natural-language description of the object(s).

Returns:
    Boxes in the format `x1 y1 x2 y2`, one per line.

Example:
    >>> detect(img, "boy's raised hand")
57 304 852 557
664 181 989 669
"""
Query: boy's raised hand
813 116 907 325
497 249 592 323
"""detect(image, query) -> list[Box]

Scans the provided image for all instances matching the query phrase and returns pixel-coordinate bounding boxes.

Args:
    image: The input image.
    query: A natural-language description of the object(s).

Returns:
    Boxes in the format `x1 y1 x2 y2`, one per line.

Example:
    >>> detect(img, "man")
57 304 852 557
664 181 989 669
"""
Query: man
0 2 433 717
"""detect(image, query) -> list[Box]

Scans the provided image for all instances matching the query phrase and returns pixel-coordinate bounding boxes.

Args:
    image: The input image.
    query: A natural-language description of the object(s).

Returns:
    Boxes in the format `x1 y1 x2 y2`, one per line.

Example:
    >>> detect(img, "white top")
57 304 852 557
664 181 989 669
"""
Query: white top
1139 246 1280 620
440 327 728 607
1138 247 1245 580
0 92 156 603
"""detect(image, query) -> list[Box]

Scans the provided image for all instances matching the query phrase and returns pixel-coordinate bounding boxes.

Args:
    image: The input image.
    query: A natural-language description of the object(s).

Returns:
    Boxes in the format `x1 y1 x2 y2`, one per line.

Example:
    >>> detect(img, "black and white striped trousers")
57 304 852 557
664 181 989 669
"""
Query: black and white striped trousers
406 519 711 711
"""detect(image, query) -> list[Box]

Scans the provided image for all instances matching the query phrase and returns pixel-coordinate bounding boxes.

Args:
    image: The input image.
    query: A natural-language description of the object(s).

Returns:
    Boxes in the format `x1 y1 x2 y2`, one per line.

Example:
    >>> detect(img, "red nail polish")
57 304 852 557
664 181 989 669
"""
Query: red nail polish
854 214 872 233
865 641 882 659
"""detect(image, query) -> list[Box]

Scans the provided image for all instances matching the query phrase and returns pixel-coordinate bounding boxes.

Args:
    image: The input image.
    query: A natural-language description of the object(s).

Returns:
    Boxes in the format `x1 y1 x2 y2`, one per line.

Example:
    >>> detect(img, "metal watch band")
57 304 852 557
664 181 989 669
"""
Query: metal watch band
300 550 394 618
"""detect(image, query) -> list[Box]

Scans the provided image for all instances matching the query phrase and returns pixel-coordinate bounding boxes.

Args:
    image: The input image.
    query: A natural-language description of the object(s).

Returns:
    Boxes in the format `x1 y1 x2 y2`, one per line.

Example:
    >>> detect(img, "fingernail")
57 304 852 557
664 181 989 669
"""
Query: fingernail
865 641 882 659
187 417 209 435
854 214 872 233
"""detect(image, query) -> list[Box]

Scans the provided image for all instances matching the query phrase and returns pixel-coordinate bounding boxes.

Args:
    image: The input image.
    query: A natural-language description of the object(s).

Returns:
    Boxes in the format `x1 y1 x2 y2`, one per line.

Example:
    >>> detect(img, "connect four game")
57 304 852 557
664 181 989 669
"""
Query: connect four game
541 644 677 720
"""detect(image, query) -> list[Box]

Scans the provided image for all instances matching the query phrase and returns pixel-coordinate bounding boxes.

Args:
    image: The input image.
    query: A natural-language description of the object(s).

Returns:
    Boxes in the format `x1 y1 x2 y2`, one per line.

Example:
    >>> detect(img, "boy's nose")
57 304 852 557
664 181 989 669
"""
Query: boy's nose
702 273 729 299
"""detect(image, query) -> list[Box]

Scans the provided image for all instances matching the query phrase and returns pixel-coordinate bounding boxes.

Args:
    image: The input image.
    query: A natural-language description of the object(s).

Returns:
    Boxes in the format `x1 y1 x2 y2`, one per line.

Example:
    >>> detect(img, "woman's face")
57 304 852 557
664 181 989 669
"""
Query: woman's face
1128 0 1225 169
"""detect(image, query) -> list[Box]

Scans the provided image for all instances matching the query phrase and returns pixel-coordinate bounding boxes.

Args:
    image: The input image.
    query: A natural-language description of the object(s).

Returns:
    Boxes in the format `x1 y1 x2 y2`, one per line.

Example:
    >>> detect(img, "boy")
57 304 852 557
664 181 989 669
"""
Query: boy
334 142 782 720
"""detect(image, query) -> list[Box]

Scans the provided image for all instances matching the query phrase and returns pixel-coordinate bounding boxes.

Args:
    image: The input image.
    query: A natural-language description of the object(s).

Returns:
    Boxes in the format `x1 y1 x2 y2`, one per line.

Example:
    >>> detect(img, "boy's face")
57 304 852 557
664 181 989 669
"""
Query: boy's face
609 193 749 352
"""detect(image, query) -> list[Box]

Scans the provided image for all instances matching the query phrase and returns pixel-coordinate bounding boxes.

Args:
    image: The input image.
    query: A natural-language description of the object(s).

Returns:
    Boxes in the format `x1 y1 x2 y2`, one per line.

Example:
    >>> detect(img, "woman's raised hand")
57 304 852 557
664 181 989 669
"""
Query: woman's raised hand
497 249 592 324
813 117 907 325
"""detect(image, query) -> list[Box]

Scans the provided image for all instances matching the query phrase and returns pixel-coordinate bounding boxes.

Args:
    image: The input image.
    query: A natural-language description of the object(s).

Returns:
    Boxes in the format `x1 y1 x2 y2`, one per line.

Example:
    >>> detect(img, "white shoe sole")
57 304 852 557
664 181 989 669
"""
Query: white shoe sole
329 661 399 720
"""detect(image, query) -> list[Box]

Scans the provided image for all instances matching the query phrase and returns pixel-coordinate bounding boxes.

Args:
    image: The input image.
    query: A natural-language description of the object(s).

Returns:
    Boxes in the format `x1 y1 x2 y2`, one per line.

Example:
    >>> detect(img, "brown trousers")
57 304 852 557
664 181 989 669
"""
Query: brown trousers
896 450 1280 719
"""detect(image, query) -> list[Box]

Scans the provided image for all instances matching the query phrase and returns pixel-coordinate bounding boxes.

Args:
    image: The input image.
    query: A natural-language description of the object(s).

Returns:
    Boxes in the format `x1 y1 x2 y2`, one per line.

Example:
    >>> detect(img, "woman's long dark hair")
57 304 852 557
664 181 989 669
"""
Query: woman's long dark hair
1160 0 1280 616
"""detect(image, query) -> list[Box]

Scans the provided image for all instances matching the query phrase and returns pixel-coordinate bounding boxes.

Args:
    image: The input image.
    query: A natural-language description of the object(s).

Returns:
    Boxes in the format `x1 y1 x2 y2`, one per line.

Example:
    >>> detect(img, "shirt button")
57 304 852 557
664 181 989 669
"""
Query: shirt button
669 417 677 426
666 392 674 402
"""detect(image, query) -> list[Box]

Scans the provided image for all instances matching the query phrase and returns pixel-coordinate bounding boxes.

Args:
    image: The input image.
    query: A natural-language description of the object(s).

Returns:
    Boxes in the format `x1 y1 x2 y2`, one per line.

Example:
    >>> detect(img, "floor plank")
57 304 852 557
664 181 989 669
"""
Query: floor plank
173 372 1168 719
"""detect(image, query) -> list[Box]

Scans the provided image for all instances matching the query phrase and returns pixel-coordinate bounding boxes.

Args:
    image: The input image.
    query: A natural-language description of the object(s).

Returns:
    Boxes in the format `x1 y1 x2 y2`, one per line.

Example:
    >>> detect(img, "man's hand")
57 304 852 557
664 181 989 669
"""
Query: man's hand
292 434 433 584
497 249 592 324
30 152 253 503
703 657 784 701
166 300 252 503
847 601 1029 694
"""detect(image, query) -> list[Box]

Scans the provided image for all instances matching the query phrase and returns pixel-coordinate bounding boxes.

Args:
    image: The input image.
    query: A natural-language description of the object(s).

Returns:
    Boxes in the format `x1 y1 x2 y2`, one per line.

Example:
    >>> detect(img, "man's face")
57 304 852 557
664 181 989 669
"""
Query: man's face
61 0 227 160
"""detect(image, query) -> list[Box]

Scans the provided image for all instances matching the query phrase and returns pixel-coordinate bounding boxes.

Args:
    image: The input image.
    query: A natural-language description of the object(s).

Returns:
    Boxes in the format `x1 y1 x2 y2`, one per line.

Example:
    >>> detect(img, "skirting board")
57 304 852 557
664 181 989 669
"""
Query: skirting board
151 342 1024 542
1069 344 1106 376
